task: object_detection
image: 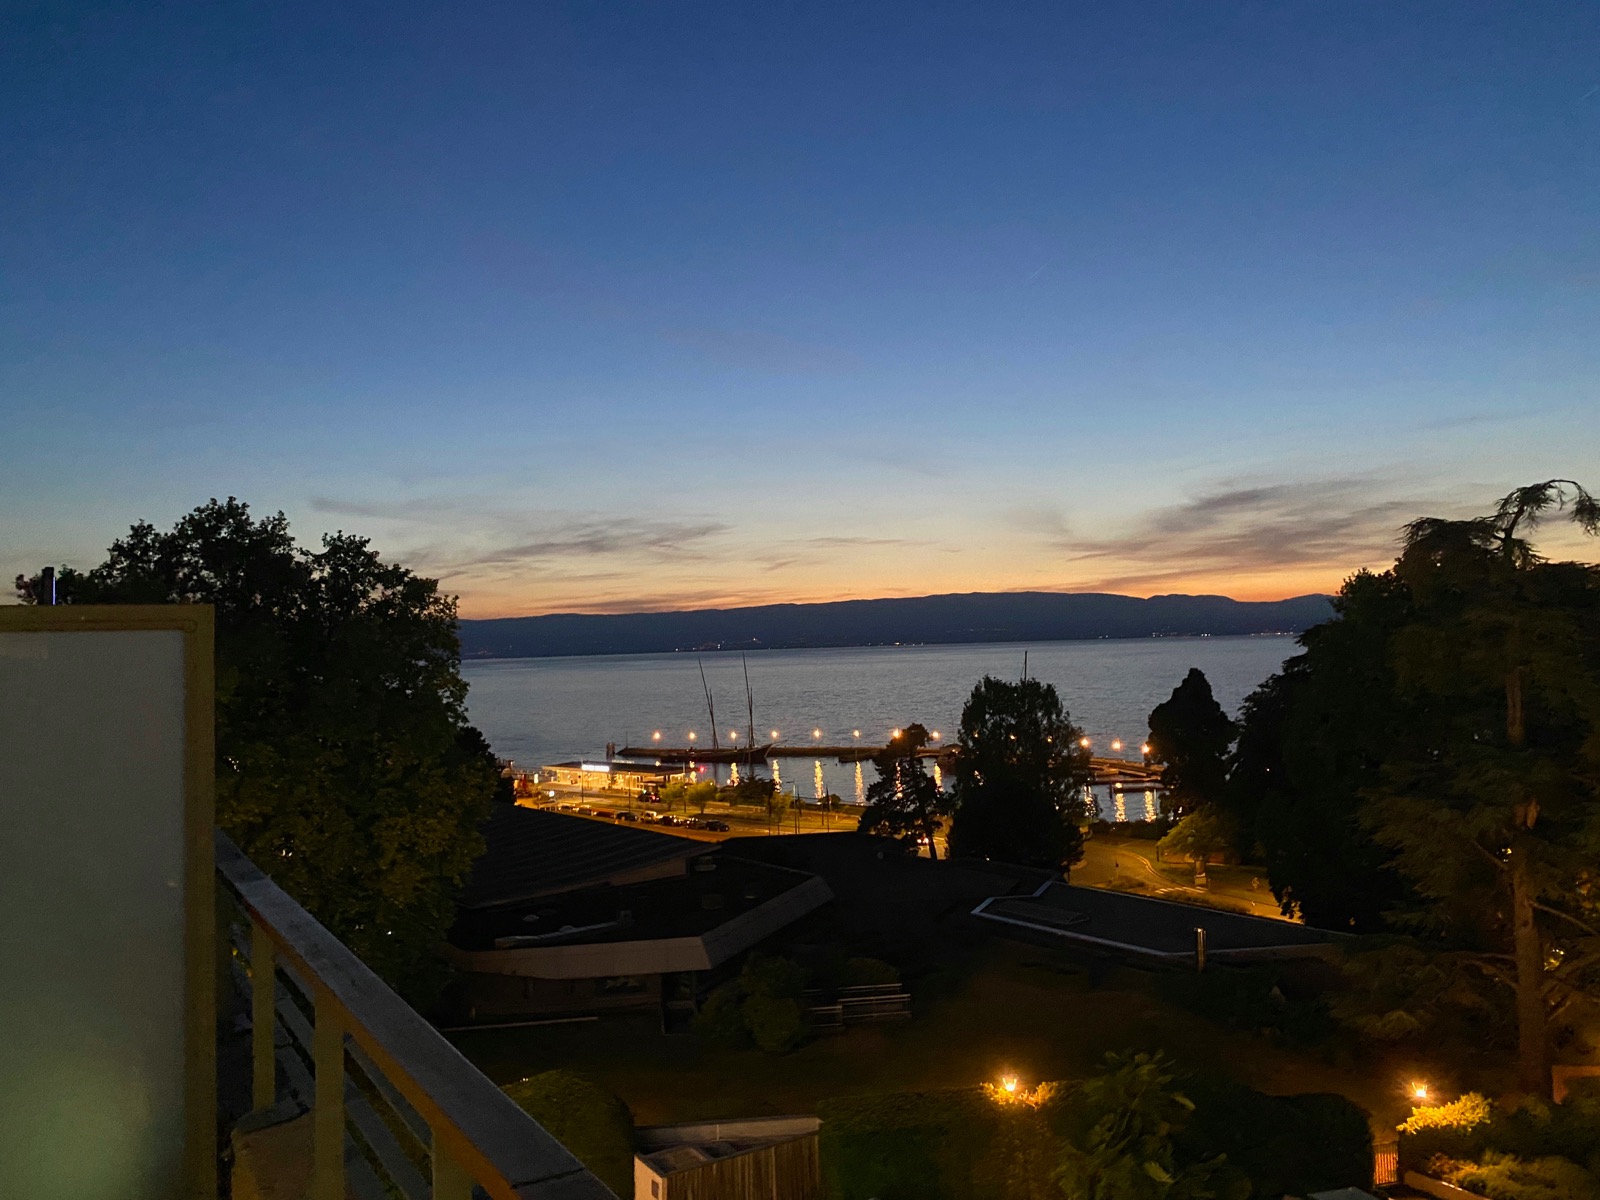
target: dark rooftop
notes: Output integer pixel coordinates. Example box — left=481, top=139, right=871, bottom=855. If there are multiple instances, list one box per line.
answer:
left=450, top=854, right=824, bottom=951
left=460, top=805, right=704, bottom=910
left=976, top=882, right=1333, bottom=958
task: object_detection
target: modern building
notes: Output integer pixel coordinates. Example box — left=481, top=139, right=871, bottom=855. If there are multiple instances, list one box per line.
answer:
left=443, top=806, right=833, bottom=1021
left=536, top=760, right=688, bottom=795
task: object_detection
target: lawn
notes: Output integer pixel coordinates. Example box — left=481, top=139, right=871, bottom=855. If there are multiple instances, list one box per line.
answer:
left=450, top=938, right=1398, bottom=1127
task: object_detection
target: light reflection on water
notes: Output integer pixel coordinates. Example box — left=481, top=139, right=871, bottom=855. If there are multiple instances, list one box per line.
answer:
left=464, top=636, right=1291, bottom=819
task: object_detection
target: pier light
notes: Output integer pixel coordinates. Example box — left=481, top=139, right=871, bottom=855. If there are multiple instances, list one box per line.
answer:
left=688, top=731, right=697, bottom=742
left=652, top=731, right=662, bottom=741
left=813, top=728, right=822, bottom=739
left=931, top=731, right=941, bottom=740
left=852, top=730, right=860, bottom=739
left=1111, top=739, right=1122, bottom=752
left=770, top=730, right=780, bottom=740
left=729, top=730, right=739, bottom=741
left=1079, top=737, right=1091, bottom=748
left=891, top=728, right=902, bottom=739
left=1140, top=742, right=1151, bottom=755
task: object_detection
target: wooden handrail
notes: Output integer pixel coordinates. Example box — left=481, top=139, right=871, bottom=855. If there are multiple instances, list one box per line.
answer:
left=215, top=831, right=617, bottom=1200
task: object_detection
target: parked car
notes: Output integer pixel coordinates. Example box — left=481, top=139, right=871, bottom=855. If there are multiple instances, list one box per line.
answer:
left=614, top=811, right=639, bottom=822
left=656, top=814, right=680, bottom=826
left=555, top=803, right=577, bottom=812
left=702, top=819, right=730, bottom=832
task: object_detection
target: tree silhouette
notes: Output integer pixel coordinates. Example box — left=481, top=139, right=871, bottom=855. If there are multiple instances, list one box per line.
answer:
left=947, top=676, right=1093, bottom=869
left=1146, top=668, right=1235, bottom=820
left=1366, top=479, right=1599, bottom=1094
left=17, top=498, right=499, bottom=1000
left=857, top=722, right=948, bottom=858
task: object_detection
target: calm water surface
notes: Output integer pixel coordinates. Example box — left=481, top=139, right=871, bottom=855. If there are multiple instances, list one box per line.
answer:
left=463, top=637, right=1299, bottom=819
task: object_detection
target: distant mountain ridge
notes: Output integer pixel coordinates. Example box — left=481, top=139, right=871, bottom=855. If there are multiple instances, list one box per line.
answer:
left=457, top=590, right=1334, bottom=660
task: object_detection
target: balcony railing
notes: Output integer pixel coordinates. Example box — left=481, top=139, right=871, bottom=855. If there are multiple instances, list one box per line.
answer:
left=216, top=830, right=617, bottom=1200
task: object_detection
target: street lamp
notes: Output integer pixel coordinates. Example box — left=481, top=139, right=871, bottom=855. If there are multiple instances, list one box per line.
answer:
left=1079, top=737, right=1091, bottom=748
left=931, top=731, right=941, bottom=740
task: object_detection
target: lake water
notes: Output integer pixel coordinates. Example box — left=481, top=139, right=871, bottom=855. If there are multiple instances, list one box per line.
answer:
left=462, top=636, right=1300, bottom=821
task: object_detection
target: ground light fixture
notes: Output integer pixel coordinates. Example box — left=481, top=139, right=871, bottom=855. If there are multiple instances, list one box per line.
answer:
left=1410, top=1081, right=1430, bottom=1102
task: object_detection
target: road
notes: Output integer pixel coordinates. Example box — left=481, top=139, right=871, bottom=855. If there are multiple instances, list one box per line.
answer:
left=529, top=786, right=1289, bottom=921
left=1074, top=835, right=1288, bottom=920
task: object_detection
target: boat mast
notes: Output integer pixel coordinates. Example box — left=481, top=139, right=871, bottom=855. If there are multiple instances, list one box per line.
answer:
left=742, top=653, right=756, bottom=769
left=698, top=659, right=720, bottom=752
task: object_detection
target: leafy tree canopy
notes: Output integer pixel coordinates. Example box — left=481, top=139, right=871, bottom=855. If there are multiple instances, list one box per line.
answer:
left=947, top=676, right=1093, bottom=869
left=1055, top=1052, right=1247, bottom=1200
left=17, top=498, right=500, bottom=1000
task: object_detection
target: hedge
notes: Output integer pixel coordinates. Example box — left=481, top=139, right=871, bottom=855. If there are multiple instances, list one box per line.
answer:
left=502, top=1070, right=634, bottom=1197
left=817, top=1087, right=1057, bottom=1200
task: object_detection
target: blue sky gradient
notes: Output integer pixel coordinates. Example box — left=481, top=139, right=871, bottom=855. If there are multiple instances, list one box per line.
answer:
left=4, top=2, right=1597, bottom=613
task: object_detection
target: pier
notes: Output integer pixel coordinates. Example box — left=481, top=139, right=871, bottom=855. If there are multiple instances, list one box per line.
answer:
left=613, top=746, right=1164, bottom=788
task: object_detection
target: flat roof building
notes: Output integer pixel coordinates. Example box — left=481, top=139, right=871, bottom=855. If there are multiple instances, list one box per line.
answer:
left=443, top=807, right=831, bottom=1022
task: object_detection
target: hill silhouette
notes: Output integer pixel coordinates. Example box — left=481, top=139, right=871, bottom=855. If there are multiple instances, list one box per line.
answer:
left=458, top=591, right=1333, bottom=659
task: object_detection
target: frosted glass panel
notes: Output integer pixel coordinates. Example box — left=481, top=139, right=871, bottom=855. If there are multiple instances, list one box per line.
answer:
left=0, top=629, right=189, bottom=1200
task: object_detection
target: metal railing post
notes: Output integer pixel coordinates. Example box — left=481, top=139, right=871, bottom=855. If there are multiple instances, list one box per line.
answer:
left=250, top=923, right=277, bottom=1111
left=312, top=982, right=346, bottom=1200
left=432, top=1130, right=473, bottom=1200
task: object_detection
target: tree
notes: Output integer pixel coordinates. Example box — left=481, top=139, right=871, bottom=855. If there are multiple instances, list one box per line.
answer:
left=1146, top=668, right=1235, bottom=819
left=16, top=498, right=498, bottom=1000
left=1362, top=480, right=1600, bottom=1096
left=1224, top=570, right=1416, bottom=930
left=857, top=722, right=949, bottom=859
left=1055, top=1052, right=1246, bottom=1200
left=502, top=1071, right=635, bottom=1197
left=947, top=676, right=1093, bottom=869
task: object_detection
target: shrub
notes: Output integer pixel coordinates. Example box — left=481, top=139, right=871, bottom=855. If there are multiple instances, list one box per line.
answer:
left=693, top=979, right=752, bottom=1046
left=1180, top=1075, right=1372, bottom=1199
left=693, top=954, right=813, bottom=1054
left=819, top=1086, right=1056, bottom=1200
left=502, top=1070, right=634, bottom=1197
left=1434, top=1152, right=1600, bottom=1200
left=1398, top=1093, right=1494, bottom=1167
left=744, top=993, right=808, bottom=1053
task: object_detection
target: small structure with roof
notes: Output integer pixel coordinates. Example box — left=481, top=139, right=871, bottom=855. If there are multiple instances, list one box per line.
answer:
left=633, top=1116, right=821, bottom=1200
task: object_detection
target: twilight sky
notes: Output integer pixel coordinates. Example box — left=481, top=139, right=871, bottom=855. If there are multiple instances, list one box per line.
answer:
left=4, top=2, right=1597, bottom=617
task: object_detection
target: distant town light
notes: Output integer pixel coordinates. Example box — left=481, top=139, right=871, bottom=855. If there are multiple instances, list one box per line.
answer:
left=852, top=729, right=861, bottom=738
left=891, top=728, right=902, bottom=739
left=729, top=730, right=739, bottom=740
left=931, top=731, right=941, bottom=739
left=1140, top=742, right=1151, bottom=755
left=688, top=731, right=697, bottom=741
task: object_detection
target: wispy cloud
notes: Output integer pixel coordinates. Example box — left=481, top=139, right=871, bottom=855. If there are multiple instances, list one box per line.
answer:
left=1027, top=474, right=1446, bottom=593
